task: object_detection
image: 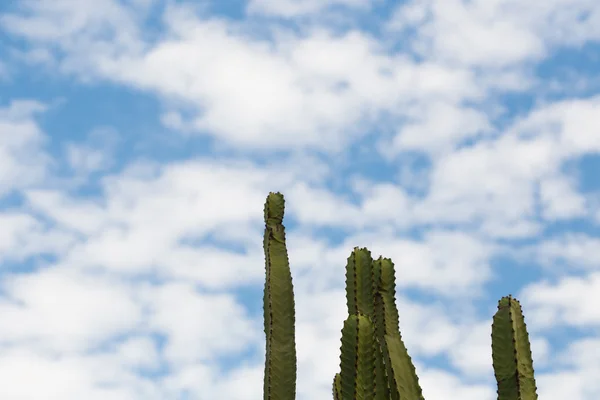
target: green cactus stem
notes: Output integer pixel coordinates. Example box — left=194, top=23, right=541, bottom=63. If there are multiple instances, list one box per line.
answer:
left=333, top=372, right=342, bottom=399
left=491, top=295, right=538, bottom=400
left=339, top=313, right=382, bottom=400
left=340, top=248, right=424, bottom=400
left=374, top=257, right=423, bottom=400
left=263, top=192, right=296, bottom=400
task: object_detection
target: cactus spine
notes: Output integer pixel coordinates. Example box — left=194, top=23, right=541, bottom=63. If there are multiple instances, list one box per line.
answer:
left=491, top=295, right=538, bottom=400
left=263, top=192, right=296, bottom=400
left=260, top=193, right=538, bottom=400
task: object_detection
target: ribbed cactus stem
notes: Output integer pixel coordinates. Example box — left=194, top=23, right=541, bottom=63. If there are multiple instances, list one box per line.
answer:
left=491, top=295, right=538, bottom=400
left=339, top=313, right=382, bottom=400
left=338, top=248, right=424, bottom=400
left=372, top=258, right=397, bottom=400
left=345, top=247, right=376, bottom=318
left=263, top=192, right=296, bottom=400
left=375, top=257, right=423, bottom=400
left=333, top=372, right=342, bottom=399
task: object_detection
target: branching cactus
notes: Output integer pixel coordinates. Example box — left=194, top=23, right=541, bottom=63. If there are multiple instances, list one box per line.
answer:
left=261, top=192, right=538, bottom=400
left=333, top=247, right=424, bottom=400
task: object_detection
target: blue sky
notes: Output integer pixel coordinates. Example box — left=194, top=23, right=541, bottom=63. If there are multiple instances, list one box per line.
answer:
left=1, top=0, right=600, bottom=399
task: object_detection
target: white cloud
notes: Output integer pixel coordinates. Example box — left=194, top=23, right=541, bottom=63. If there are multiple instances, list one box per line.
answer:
left=385, top=0, right=600, bottom=67
left=113, top=335, right=161, bottom=370
left=556, top=337, right=600, bottom=369
left=0, top=213, right=40, bottom=259
left=0, top=266, right=142, bottom=353
left=389, top=99, right=494, bottom=154
left=344, top=230, right=497, bottom=295
left=447, top=321, right=495, bottom=377
left=536, top=336, right=600, bottom=400
left=0, top=100, right=52, bottom=197
left=20, top=159, right=327, bottom=289
left=539, top=173, right=588, bottom=219
left=140, top=281, right=261, bottom=365
left=402, top=96, right=600, bottom=237
left=385, top=0, right=545, bottom=67
left=418, top=368, right=495, bottom=400
left=94, top=23, right=424, bottom=151
left=411, top=134, right=552, bottom=236
left=2, top=2, right=489, bottom=152
left=0, top=210, right=74, bottom=262
left=28, top=166, right=277, bottom=275
left=24, top=189, right=108, bottom=235
left=521, top=272, right=600, bottom=329
left=0, top=0, right=147, bottom=50
left=246, top=0, right=373, bottom=17
left=531, top=234, right=600, bottom=270
left=510, top=95, right=600, bottom=154
left=280, top=223, right=498, bottom=297
left=0, top=347, right=164, bottom=399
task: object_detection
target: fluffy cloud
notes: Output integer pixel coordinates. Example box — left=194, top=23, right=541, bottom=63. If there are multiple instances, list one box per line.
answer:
left=1, top=0, right=599, bottom=399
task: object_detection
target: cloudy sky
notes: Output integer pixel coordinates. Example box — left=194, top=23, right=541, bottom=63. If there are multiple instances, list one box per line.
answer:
left=1, top=0, right=599, bottom=399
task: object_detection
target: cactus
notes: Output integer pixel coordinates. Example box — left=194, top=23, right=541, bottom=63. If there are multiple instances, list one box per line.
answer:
left=261, top=192, right=538, bottom=400
left=334, top=247, right=424, bottom=400
left=491, top=295, right=538, bottom=400
left=263, top=192, right=296, bottom=400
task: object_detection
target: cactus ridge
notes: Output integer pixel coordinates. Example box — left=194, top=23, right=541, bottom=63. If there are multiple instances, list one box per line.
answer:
left=260, top=192, right=539, bottom=400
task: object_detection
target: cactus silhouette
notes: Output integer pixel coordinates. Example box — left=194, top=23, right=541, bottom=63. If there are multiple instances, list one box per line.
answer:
left=261, top=192, right=538, bottom=400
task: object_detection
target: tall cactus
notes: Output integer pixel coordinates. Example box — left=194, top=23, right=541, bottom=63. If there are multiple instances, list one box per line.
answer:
left=263, top=192, right=296, bottom=400
left=260, top=193, right=538, bottom=400
left=491, top=295, right=538, bottom=400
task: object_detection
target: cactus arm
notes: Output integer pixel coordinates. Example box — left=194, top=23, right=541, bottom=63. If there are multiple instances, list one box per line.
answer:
left=373, top=336, right=391, bottom=400
left=372, top=260, right=396, bottom=400
left=384, top=333, right=425, bottom=400
left=333, top=372, right=342, bottom=399
left=377, top=258, right=400, bottom=334
left=375, top=258, right=424, bottom=400
left=491, top=295, right=538, bottom=400
left=344, top=249, right=389, bottom=399
left=346, top=247, right=376, bottom=318
left=339, top=314, right=381, bottom=400
left=263, top=192, right=296, bottom=400
left=339, top=251, right=424, bottom=400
